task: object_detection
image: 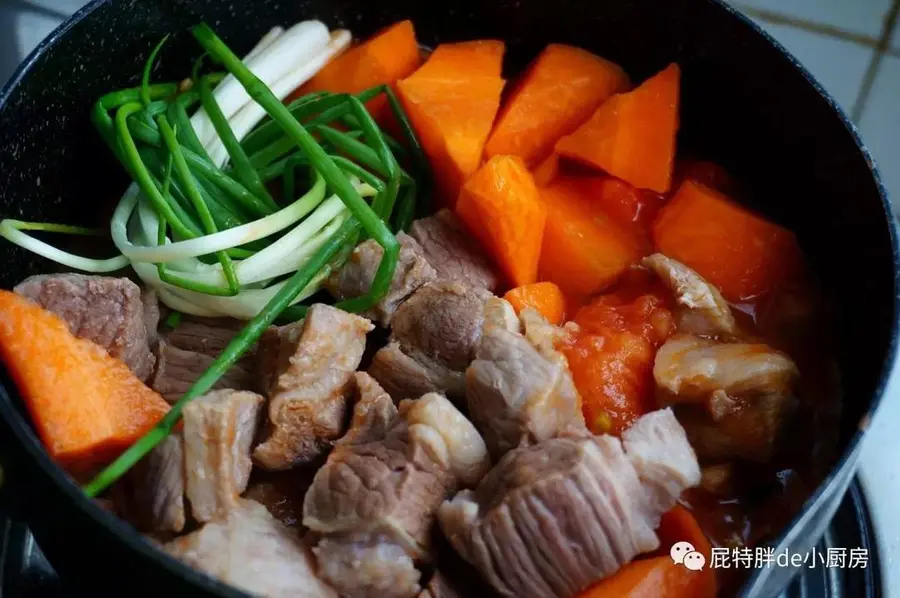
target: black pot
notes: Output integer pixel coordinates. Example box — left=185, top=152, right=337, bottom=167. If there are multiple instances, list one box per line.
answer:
left=0, top=0, right=896, bottom=596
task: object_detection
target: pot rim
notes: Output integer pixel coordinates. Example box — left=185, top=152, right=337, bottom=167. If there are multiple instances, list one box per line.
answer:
left=0, top=0, right=897, bottom=596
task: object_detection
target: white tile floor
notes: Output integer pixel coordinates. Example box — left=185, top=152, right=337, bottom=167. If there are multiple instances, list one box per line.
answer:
left=737, top=0, right=893, bottom=37
left=859, top=56, right=900, bottom=208
left=746, top=19, right=876, bottom=112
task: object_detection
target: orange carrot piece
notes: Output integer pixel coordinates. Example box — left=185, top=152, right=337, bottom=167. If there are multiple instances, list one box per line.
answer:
left=0, top=291, right=170, bottom=472
left=657, top=506, right=718, bottom=597
left=504, top=282, right=566, bottom=325
left=290, top=20, right=422, bottom=121
left=538, top=178, right=646, bottom=300
left=576, top=556, right=715, bottom=598
left=653, top=179, right=802, bottom=301
left=658, top=506, right=713, bottom=558
left=456, top=155, right=545, bottom=287
left=485, top=44, right=629, bottom=166
left=397, top=40, right=506, bottom=205
left=556, top=63, right=680, bottom=193
left=532, top=153, right=560, bottom=187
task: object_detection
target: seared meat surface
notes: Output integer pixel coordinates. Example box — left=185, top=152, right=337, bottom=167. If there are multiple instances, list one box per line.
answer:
left=14, top=274, right=156, bottom=380
left=164, top=499, right=337, bottom=598
left=183, top=389, right=264, bottom=522
left=314, top=533, right=421, bottom=598
left=326, top=233, right=437, bottom=326
left=254, top=304, right=373, bottom=470
left=392, top=282, right=492, bottom=373
left=409, top=209, right=500, bottom=292
left=369, top=282, right=491, bottom=402
left=150, top=340, right=255, bottom=404
left=438, top=409, right=700, bottom=598
left=164, top=315, right=248, bottom=357
left=304, top=393, right=489, bottom=598
left=642, top=254, right=737, bottom=337
left=340, top=372, right=398, bottom=446
left=369, top=341, right=465, bottom=403
left=127, top=434, right=186, bottom=534
left=654, top=333, right=799, bottom=461
left=466, top=300, right=586, bottom=458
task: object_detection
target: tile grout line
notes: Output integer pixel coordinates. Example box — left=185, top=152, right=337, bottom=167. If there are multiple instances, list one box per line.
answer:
left=851, top=0, right=900, bottom=122
left=0, top=0, right=71, bottom=21
left=735, top=3, right=900, bottom=57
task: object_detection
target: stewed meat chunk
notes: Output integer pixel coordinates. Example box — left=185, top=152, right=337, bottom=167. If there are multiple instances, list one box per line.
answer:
left=654, top=333, right=799, bottom=461
left=182, top=389, right=264, bottom=522
left=438, top=409, right=700, bottom=598
left=642, top=253, right=737, bottom=338
left=253, top=304, right=373, bottom=470
left=15, top=274, right=156, bottom=379
left=466, top=300, right=586, bottom=458
left=303, top=394, right=489, bottom=598
left=164, top=499, right=337, bottom=598
left=369, top=282, right=491, bottom=403
left=409, top=209, right=500, bottom=292
left=326, top=233, right=437, bottom=326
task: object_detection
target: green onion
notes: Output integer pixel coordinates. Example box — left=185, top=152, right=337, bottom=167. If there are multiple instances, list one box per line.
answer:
left=157, top=115, right=240, bottom=295
left=193, top=23, right=400, bottom=312
left=197, top=74, right=278, bottom=213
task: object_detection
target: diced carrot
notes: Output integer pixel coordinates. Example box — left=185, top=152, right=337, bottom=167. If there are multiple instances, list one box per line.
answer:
left=532, top=153, right=560, bottom=187
left=290, top=20, right=422, bottom=123
left=556, top=63, right=680, bottom=194
left=485, top=44, right=629, bottom=166
left=561, top=286, right=673, bottom=435
left=658, top=506, right=714, bottom=558
left=397, top=40, right=506, bottom=206
left=504, top=282, right=566, bottom=325
left=653, top=179, right=802, bottom=301
left=456, top=155, right=545, bottom=287
left=657, top=506, right=718, bottom=597
left=538, top=178, right=646, bottom=300
left=575, top=556, right=715, bottom=598
left=0, top=291, right=170, bottom=472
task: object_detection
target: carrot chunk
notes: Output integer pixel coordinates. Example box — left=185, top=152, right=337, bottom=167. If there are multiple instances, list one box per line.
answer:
left=397, top=40, right=506, bottom=205
left=0, top=291, right=170, bottom=472
left=557, top=63, right=680, bottom=193
left=576, top=556, right=715, bottom=598
left=456, top=155, right=545, bottom=287
left=538, top=178, right=646, bottom=300
left=504, top=282, right=566, bottom=325
left=531, top=153, right=560, bottom=187
left=653, top=179, right=802, bottom=301
left=485, top=44, right=629, bottom=166
left=291, top=20, right=422, bottom=121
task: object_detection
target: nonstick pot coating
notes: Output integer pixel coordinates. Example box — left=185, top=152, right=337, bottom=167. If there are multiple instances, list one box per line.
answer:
left=0, top=1, right=896, bottom=596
